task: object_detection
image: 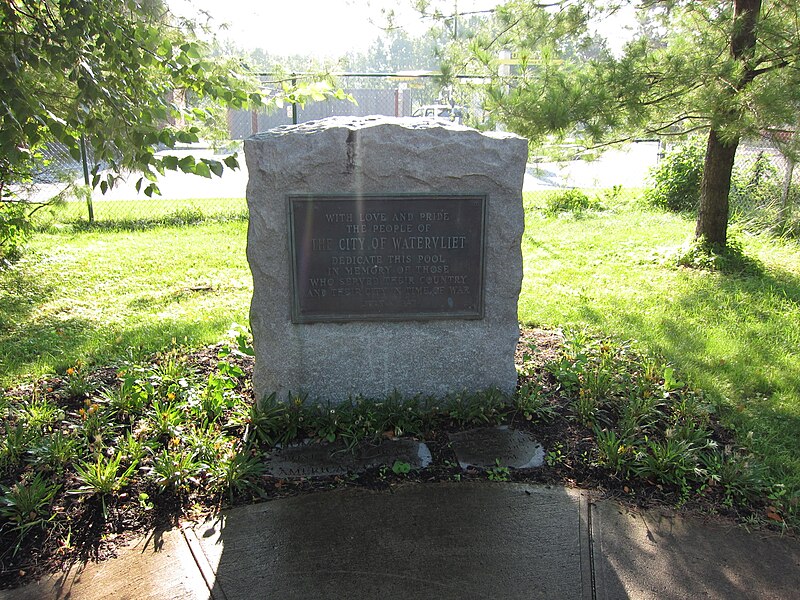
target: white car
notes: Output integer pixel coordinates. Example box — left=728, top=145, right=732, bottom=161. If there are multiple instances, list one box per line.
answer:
left=412, top=104, right=465, bottom=124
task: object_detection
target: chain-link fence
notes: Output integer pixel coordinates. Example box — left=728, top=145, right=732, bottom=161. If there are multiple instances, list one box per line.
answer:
left=14, top=73, right=799, bottom=236
left=730, top=136, right=799, bottom=235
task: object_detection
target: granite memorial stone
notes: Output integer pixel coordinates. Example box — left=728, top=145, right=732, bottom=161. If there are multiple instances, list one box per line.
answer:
left=245, top=116, right=527, bottom=402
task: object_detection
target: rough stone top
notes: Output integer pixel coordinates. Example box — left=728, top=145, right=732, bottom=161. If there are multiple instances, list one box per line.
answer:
left=249, top=115, right=524, bottom=142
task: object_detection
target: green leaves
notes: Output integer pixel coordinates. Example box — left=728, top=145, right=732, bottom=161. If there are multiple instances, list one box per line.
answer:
left=194, top=161, right=211, bottom=178
left=177, top=156, right=196, bottom=174
left=205, top=159, right=224, bottom=178
left=1, top=0, right=351, bottom=219
left=0, top=0, right=265, bottom=203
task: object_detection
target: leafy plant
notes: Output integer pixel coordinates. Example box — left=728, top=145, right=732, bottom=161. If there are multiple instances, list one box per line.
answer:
left=1, top=423, right=38, bottom=472
left=196, top=374, right=234, bottom=425
left=71, top=452, right=138, bottom=517
left=631, top=438, right=701, bottom=491
left=137, top=492, right=154, bottom=511
left=150, top=449, right=201, bottom=492
left=617, top=396, right=665, bottom=439
left=486, top=459, right=511, bottom=482
left=0, top=202, right=32, bottom=262
left=674, top=236, right=763, bottom=275
left=63, top=363, right=95, bottom=397
left=594, top=427, right=632, bottom=475
left=446, top=390, right=508, bottom=428
left=148, top=398, right=185, bottom=439
left=0, top=473, right=60, bottom=553
left=545, top=443, right=566, bottom=467
left=185, top=426, right=230, bottom=464
left=151, top=349, right=194, bottom=389
left=513, top=382, right=556, bottom=422
left=15, top=396, right=62, bottom=432
left=310, top=403, right=339, bottom=443
left=543, top=189, right=601, bottom=216
left=75, top=398, right=115, bottom=445
left=662, top=366, right=685, bottom=393
left=574, top=388, right=600, bottom=427
left=391, top=460, right=412, bottom=475
left=645, top=141, right=705, bottom=213
left=211, top=447, right=265, bottom=501
left=98, top=374, right=153, bottom=421
left=380, top=392, right=428, bottom=437
left=116, top=431, right=151, bottom=464
left=247, top=393, right=303, bottom=446
left=703, top=448, right=767, bottom=505
left=26, top=430, right=80, bottom=472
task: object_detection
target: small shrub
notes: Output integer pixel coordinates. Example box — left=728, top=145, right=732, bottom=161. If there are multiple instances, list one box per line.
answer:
left=645, top=141, right=705, bottom=213
left=543, top=189, right=600, bottom=216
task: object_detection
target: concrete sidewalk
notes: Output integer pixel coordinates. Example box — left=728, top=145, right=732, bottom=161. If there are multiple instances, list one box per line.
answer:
left=3, top=483, right=799, bottom=599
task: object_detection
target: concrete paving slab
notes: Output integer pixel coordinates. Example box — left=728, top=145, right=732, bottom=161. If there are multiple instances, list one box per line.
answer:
left=592, top=499, right=800, bottom=600
left=185, top=482, right=592, bottom=600
left=0, top=527, right=206, bottom=600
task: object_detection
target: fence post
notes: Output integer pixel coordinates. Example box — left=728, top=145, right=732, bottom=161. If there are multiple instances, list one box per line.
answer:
left=80, top=134, right=94, bottom=223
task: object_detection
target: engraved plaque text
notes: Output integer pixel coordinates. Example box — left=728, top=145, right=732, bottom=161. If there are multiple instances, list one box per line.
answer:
left=289, top=195, right=485, bottom=322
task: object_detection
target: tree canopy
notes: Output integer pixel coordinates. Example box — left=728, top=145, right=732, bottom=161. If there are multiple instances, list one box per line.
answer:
left=0, top=0, right=344, bottom=202
left=446, top=0, right=800, bottom=247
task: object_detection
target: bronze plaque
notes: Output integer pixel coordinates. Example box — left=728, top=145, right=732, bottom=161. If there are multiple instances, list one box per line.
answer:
left=289, top=195, right=486, bottom=323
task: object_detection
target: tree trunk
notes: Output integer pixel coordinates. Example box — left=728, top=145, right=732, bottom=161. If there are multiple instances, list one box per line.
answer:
left=695, top=129, right=739, bottom=247
left=694, top=0, right=761, bottom=248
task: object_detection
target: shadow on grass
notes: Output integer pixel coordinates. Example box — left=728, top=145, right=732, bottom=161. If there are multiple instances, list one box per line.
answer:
left=566, top=264, right=800, bottom=483
left=0, top=260, right=58, bottom=332
left=0, top=309, right=239, bottom=381
left=45, top=211, right=248, bottom=233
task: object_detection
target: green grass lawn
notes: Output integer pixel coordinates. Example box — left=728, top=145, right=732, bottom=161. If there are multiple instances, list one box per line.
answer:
left=519, top=191, right=800, bottom=494
left=2, top=191, right=799, bottom=495
left=0, top=220, right=251, bottom=381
